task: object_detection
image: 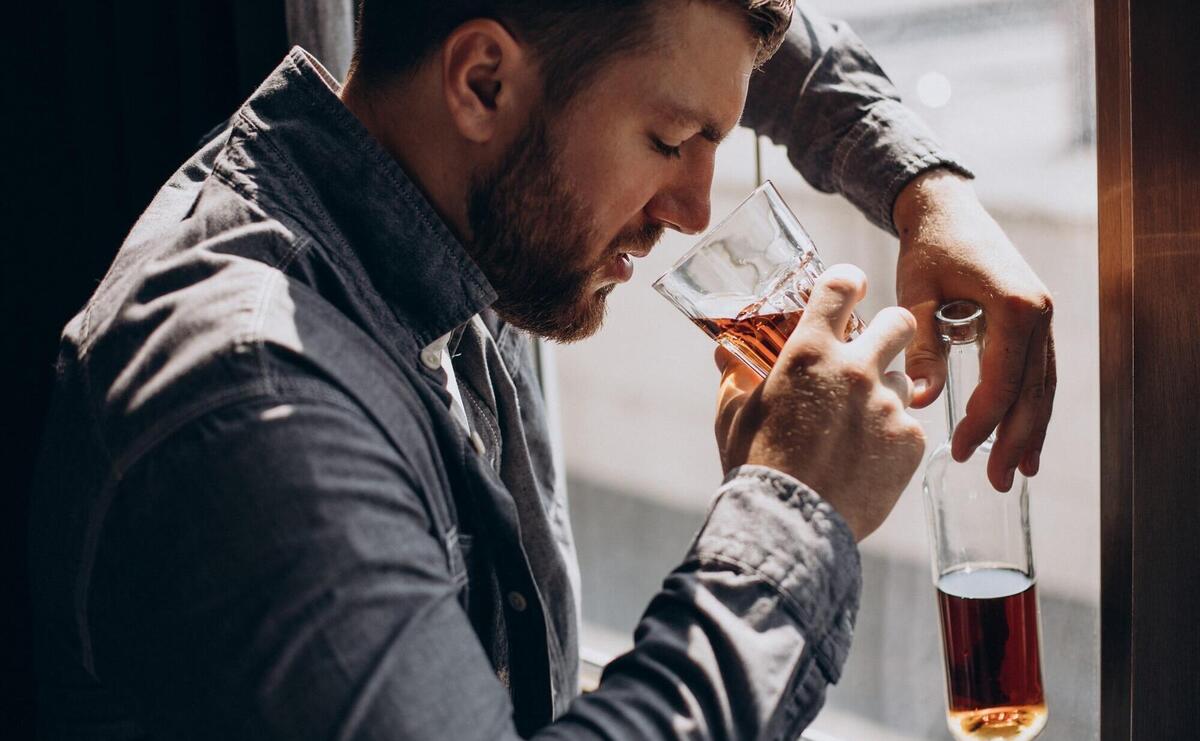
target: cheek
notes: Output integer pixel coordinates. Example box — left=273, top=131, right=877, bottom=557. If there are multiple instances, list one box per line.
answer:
left=581, top=161, right=661, bottom=240
left=594, top=177, right=652, bottom=234
left=556, top=126, right=662, bottom=243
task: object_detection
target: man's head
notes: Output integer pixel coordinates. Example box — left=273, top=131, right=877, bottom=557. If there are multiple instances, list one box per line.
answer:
left=344, top=0, right=793, bottom=341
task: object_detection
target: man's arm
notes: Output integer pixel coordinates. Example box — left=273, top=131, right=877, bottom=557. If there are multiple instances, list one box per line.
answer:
left=743, top=4, right=1055, bottom=489
left=741, top=2, right=971, bottom=234
left=88, top=392, right=860, bottom=739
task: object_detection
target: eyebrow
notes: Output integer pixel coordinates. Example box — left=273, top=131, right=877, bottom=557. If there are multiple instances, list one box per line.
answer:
left=660, top=102, right=734, bottom=145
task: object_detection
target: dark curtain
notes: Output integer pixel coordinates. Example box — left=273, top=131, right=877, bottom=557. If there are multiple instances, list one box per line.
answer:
left=3, top=1, right=289, bottom=734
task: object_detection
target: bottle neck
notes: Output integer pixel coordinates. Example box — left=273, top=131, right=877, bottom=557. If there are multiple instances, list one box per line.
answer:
left=944, top=336, right=983, bottom=438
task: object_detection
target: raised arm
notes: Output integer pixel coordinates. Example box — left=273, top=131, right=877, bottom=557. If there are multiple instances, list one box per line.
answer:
left=743, top=5, right=1055, bottom=490
left=741, top=2, right=970, bottom=233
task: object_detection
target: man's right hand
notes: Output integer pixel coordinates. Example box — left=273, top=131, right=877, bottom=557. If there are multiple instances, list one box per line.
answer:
left=713, top=265, right=926, bottom=542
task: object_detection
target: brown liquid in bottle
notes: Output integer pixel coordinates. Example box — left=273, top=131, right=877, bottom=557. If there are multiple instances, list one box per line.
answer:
left=937, top=569, right=1047, bottom=739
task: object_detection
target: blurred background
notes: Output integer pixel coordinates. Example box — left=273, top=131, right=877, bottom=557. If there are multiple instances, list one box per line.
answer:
left=556, top=1, right=1099, bottom=739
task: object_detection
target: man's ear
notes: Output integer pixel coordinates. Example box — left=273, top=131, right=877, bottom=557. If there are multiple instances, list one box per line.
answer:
left=441, top=19, right=535, bottom=145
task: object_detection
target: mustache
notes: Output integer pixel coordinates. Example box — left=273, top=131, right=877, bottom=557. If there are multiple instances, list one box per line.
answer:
left=610, top=222, right=665, bottom=254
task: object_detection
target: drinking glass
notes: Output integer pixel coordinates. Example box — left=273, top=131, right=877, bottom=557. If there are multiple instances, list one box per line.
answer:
left=652, top=181, right=863, bottom=378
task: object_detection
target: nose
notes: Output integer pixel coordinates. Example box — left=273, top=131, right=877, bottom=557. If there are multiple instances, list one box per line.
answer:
left=644, top=153, right=714, bottom=235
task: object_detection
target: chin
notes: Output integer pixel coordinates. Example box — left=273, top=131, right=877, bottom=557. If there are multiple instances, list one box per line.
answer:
left=547, top=292, right=612, bottom=344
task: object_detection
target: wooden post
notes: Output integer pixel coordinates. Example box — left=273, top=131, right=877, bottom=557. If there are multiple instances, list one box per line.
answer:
left=1096, top=0, right=1200, bottom=738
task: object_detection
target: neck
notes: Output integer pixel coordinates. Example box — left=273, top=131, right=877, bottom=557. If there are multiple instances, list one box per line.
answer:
left=944, top=337, right=982, bottom=438
left=338, top=71, right=473, bottom=242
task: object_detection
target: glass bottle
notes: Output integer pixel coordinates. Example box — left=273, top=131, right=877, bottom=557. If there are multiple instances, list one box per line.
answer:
left=923, top=301, right=1048, bottom=741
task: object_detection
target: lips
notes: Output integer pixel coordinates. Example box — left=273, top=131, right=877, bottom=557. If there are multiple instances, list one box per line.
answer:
left=609, top=252, right=634, bottom=283
left=600, top=226, right=659, bottom=285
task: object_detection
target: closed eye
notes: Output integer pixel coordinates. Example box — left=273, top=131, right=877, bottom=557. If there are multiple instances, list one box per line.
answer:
left=650, top=136, right=682, bottom=159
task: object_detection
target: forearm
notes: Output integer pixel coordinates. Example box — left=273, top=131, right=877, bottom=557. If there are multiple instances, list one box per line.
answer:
left=743, top=2, right=972, bottom=234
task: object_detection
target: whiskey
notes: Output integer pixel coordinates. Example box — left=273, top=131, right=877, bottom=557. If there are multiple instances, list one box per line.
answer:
left=694, top=310, right=801, bottom=378
left=937, top=568, right=1047, bottom=740
left=693, top=303, right=863, bottom=379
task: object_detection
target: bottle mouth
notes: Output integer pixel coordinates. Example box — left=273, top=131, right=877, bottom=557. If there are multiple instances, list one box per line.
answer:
left=936, top=300, right=985, bottom=344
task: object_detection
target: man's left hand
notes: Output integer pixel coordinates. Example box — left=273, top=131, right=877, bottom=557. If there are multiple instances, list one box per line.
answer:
left=892, top=169, right=1055, bottom=492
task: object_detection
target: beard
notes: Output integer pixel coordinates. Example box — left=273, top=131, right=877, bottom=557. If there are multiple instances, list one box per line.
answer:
left=466, top=112, right=662, bottom=343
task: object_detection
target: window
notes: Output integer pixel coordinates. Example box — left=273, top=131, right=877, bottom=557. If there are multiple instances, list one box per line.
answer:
left=556, top=1, right=1099, bottom=737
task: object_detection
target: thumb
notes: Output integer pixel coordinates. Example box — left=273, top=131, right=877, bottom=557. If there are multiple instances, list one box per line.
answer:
left=904, top=300, right=946, bottom=408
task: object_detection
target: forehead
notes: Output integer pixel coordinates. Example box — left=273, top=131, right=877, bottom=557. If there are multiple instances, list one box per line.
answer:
left=569, top=2, right=757, bottom=134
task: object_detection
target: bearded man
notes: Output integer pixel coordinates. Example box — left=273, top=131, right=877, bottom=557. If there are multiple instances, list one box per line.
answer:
left=30, top=1, right=1054, bottom=738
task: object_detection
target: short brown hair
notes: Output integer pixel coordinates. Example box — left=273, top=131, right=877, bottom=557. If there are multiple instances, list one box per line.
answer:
left=350, top=0, right=794, bottom=108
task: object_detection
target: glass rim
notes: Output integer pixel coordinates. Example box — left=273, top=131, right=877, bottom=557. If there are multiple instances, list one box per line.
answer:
left=936, top=300, right=984, bottom=325
left=936, top=300, right=985, bottom=345
left=651, top=179, right=783, bottom=291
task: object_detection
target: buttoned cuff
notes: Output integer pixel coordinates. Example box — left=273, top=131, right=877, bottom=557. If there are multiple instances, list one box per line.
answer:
left=690, top=465, right=862, bottom=683
left=832, top=99, right=974, bottom=236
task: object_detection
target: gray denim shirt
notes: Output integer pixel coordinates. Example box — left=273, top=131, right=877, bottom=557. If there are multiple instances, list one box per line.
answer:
left=31, top=9, right=968, bottom=739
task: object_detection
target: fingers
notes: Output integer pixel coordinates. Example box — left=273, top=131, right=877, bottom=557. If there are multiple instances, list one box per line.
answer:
left=980, top=318, right=1050, bottom=490
left=799, top=264, right=867, bottom=338
left=903, top=299, right=948, bottom=409
left=715, top=345, right=762, bottom=397
left=854, top=306, right=918, bottom=374
left=714, top=345, right=738, bottom=375
left=715, top=344, right=762, bottom=433
left=950, top=308, right=1037, bottom=464
left=713, top=345, right=764, bottom=473
left=1018, top=333, right=1056, bottom=476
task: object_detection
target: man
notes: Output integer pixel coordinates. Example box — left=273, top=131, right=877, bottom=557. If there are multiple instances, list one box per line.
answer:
left=30, top=0, right=1054, bottom=738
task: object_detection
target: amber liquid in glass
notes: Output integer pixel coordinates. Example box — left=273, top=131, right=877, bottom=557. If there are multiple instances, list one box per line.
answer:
left=937, top=568, right=1047, bottom=740
left=694, top=310, right=801, bottom=378
left=693, top=297, right=862, bottom=378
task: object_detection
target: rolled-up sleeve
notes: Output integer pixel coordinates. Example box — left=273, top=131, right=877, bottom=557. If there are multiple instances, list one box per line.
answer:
left=743, top=2, right=973, bottom=234
left=90, top=386, right=860, bottom=740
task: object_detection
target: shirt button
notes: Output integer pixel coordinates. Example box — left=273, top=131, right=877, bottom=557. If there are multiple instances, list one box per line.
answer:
left=420, top=348, right=441, bottom=370
left=507, top=591, right=528, bottom=612
left=470, top=430, right=487, bottom=456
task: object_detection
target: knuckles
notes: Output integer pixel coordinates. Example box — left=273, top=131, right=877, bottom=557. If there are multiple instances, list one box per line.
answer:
left=819, top=275, right=862, bottom=300
left=777, top=335, right=826, bottom=372
left=874, top=393, right=903, bottom=419
left=1000, top=291, right=1055, bottom=324
left=838, top=361, right=876, bottom=395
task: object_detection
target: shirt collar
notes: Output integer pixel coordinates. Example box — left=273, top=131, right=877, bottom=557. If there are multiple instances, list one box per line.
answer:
left=233, top=47, right=497, bottom=349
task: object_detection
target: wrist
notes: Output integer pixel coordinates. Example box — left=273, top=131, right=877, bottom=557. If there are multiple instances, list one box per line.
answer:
left=892, top=168, right=977, bottom=238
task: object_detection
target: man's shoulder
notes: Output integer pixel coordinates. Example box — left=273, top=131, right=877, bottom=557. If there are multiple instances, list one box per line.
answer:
left=59, top=193, right=411, bottom=473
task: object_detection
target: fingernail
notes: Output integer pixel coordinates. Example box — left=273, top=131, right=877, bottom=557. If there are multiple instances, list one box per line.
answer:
left=913, top=378, right=929, bottom=397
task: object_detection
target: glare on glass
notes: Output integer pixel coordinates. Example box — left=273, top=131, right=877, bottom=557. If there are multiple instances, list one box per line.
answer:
left=652, top=180, right=863, bottom=378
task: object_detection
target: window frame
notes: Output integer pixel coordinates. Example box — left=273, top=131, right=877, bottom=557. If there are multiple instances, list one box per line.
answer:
left=1096, top=0, right=1200, bottom=738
